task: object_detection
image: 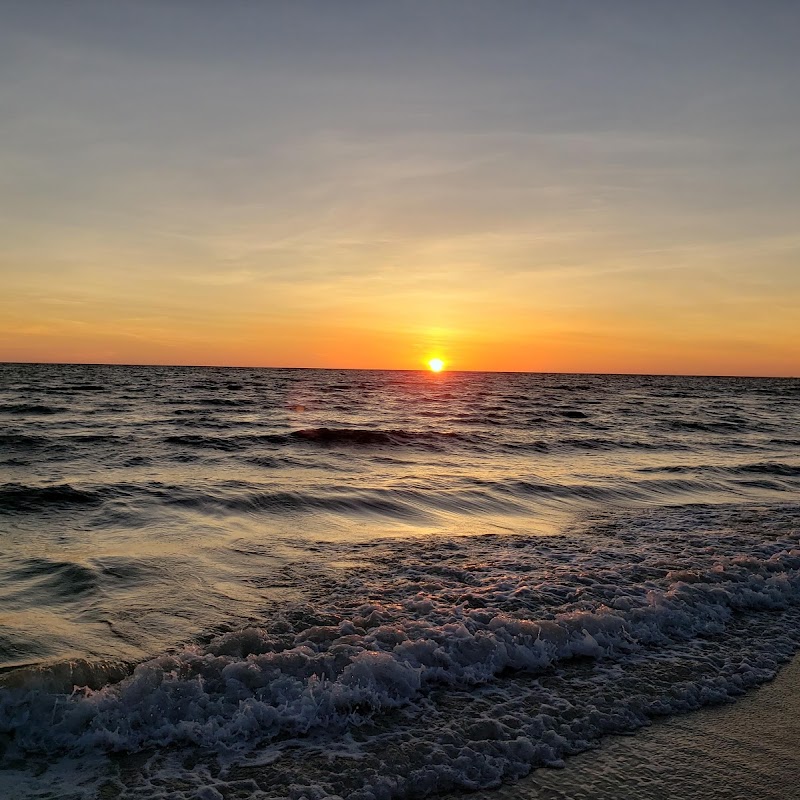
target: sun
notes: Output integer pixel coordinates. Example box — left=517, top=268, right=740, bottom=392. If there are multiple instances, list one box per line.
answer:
left=428, top=358, right=444, bottom=373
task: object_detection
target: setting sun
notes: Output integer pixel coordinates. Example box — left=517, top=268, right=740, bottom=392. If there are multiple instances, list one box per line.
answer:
left=428, top=358, right=444, bottom=372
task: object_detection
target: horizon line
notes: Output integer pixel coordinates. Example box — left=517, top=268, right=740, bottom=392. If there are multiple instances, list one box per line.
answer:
left=1, top=360, right=797, bottom=380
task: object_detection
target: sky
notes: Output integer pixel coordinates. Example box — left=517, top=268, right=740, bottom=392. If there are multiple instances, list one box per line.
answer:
left=1, top=0, right=798, bottom=375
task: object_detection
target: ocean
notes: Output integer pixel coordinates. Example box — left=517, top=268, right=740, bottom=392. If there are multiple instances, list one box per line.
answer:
left=1, top=363, right=799, bottom=799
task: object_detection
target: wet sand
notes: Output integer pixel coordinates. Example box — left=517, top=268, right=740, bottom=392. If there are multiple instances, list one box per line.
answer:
left=456, top=655, right=800, bottom=800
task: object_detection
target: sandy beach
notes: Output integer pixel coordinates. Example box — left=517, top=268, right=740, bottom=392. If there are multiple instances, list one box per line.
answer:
left=454, top=655, right=800, bottom=800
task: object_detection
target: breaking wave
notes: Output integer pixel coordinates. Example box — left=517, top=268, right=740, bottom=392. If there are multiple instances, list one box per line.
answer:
left=1, top=505, right=799, bottom=798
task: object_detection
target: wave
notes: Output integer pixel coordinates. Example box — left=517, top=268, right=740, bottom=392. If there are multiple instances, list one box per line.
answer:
left=0, top=433, right=52, bottom=449
left=65, top=383, right=106, bottom=391
left=3, top=558, right=100, bottom=602
left=164, top=428, right=466, bottom=451
left=197, top=397, right=254, bottom=408
left=2, top=469, right=773, bottom=523
left=0, top=658, right=131, bottom=694
left=0, top=403, right=65, bottom=415
left=737, top=462, right=800, bottom=477
left=164, top=434, right=250, bottom=451
left=0, top=457, right=30, bottom=467
left=4, top=464, right=796, bottom=525
left=557, top=409, right=589, bottom=419
left=637, top=462, right=800, bottom=478
left=66, top=434, right=125, bottom=444
left=288, top=427, right=462, bottom=446
left=228, top=490, right=425, bottom=518
left=1, top=505, right=798, bottom=799
left=503, top=437, right=691, bottom=454
left=39, top=383, right=107, bottom=393
left=735, top=478, right=786, bottom=490
left=554, top=436, right=688, bottom=451
left=127, top=483, right=429, bottom=519
left=479, top=476, right=717, bottom=504
left=0, top=483, right=103, bottom=513
left=666, top=418, right=753, bottom=433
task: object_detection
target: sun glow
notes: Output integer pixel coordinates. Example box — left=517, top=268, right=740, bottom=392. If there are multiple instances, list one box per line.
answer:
left=428, top=358, right=444, bottom=373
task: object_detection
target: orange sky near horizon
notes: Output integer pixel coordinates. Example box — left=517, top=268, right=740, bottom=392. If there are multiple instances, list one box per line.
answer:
left=1, top=3, right=799, bottom=378
left=2, top=290, right=797, bottom=376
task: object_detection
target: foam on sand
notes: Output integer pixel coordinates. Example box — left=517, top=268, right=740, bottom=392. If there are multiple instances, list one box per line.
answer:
left=451, top=653, right=800, bottom=800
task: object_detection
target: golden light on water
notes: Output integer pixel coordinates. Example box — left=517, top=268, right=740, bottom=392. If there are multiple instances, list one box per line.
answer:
left=428, top=358, right=444, bottom=373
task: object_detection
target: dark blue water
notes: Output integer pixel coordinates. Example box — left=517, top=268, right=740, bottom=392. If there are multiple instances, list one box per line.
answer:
left=1, top=364, right=799, bottom=799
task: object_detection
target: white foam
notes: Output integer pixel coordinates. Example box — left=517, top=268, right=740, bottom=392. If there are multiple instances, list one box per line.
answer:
left=2, top=504, right=800, bottom=798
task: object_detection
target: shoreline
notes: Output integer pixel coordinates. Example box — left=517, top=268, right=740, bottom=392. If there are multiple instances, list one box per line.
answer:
left=452, top=654, right=800, bottom=800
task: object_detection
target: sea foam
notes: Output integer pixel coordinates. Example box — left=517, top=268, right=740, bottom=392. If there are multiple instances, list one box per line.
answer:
left=2, top=504, right=799, bottom=799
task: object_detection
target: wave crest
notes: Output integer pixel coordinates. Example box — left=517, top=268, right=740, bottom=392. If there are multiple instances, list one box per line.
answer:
left=0, top=483, right=102, bottom=513
left=2, top=507, right=799, bottom=776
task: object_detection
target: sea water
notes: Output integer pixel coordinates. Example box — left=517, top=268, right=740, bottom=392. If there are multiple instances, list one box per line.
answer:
left=1, top=364, right=799, bottom=798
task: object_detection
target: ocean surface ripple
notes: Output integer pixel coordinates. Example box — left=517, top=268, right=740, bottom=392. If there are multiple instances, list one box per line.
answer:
left=0, top=364, right=799, bottom=799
